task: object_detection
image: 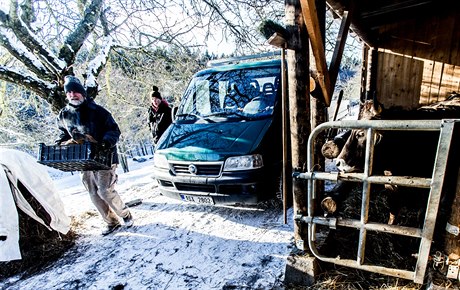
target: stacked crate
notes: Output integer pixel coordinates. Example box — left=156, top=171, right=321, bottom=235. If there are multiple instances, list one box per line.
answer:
left=37, top=143, right=112, bottom=171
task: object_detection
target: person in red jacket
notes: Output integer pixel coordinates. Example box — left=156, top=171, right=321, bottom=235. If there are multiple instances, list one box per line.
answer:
left=148, top=86, right=172, bottom=144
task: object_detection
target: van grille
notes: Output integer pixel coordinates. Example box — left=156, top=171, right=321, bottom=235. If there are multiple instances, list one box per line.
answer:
left=170, top=162, right=223, bottom=176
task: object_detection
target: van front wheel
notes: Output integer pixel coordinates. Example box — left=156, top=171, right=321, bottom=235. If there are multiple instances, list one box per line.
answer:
left=260, top=170, right=284, bottom=209
left=275, top=169, right=293, bottom=209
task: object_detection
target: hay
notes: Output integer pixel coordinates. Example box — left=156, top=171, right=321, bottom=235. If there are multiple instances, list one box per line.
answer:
left=310, top=180, right=460, bottom=289
left=0, top=208, right=77, bottom=280
left=286, top=266, right=424, bottom=289
left=286, top=265, right=459, bottom=289
left=318, top=183, right=426, bottom=273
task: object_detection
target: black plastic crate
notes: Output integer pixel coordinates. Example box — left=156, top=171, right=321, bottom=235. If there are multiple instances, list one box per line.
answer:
left=37, top=143, right=112, bottom=172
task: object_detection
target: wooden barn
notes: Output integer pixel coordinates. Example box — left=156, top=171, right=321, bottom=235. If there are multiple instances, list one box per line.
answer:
left=328, top=0, right=460, bottom=109
left=278, top=0, right=460, bottom=287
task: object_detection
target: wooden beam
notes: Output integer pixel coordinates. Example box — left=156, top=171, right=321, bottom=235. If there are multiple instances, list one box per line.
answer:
left=326, top=1, right=376, bottom=49
left=329, top=10, right=352, bottom=91
left=268, top=32, right=287, bottom=48
left=299, top=0, right=332, bottom=106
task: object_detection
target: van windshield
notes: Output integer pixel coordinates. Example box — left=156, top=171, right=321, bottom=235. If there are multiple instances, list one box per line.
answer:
left=176, top=65, right=281, bottom=123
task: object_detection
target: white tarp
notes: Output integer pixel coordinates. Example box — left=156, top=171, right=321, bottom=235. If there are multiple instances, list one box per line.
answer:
left=0, top=166, right=20, bottom=261
left=0, top=149, right=70, bottom=262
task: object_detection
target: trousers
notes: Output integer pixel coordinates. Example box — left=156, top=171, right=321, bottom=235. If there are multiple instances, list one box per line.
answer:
left=81, top=164, right=129, bottom=225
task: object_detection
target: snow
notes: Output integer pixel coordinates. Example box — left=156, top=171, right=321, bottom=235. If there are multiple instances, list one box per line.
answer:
left=0, top=27, right=46, bottom=73
left=1, top=157, right=295, bottom=289
left=86, top=36, right=113, bottom=87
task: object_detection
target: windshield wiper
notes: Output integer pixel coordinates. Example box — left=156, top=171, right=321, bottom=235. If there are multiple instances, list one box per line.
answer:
left=175, top=113, right=202, bottom=120
left=204, top=110, right=255, bottom=120
left=204, top=111, right=232, bottom=117
left=176, top=113, right=216, bottom=123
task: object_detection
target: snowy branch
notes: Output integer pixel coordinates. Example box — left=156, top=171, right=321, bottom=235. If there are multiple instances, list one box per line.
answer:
left=0, top=65, right=65, bottom=111
left=0, top=0, right=285, bottom=115
left=0, top=26, right=50, bottom=79
left=57, top=0, right=104, bottom=65
left=5, top=1, right=65, bottom=77
left=85, top=35, right=114, bottom=98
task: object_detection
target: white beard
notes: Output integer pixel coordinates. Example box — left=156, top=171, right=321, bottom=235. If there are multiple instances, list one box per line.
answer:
left=69, top=99, right=84, bottom=106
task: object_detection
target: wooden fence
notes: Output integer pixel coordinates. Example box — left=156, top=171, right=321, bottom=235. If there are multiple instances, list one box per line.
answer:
left=117, top=141, right=155, bottom=173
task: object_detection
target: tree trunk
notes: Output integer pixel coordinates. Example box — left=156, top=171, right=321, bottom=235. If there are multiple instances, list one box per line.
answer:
left=286, top=0, right=311, bottom=249
left=310, top=98, right=327, bottom=209
left=283, top=2, right=320, bottom=287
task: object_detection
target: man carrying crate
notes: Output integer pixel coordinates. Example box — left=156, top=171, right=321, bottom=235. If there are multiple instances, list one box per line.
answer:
left=55, top=75, right=133, bottom=235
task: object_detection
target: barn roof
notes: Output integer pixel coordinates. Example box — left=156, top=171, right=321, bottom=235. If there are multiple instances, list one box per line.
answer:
left=294, top=0, right=460, bottom=106
left=326, top=0, right=460, bottom=47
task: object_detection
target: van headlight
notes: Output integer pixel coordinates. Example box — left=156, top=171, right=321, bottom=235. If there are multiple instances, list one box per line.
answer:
left=153, top=154, right=169, bottom=169
left=223, top=154, right=263, bottom=171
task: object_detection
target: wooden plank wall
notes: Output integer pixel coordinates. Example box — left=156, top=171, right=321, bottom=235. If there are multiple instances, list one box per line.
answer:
left=374, top=13, right=460, bottom=110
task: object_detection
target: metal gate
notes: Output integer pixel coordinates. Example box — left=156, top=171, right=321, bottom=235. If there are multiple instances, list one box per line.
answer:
left=293, top=119, right=458, bottom=283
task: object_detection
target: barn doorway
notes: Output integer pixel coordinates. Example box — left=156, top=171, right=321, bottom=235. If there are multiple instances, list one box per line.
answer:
left=294, top=119, right=458, bottom=283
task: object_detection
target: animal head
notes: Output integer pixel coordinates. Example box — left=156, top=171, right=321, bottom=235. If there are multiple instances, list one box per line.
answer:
left=334, top=129, right=382, bottom=173
left=328, top=98, right=384, bottom=173
left=359, top=99, right=383, bottom=120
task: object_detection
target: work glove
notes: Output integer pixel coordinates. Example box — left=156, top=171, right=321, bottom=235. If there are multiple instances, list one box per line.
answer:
left=84, top=134, right=97, bottom=143
left=71, top=131, right=86, bottom=143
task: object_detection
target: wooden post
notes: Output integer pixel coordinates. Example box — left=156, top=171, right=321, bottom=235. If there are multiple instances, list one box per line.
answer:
left=118, top=142, right=129, bottom=173
left=310, top=98, right=327, bottom=208
left=284, top=0, right=319, bottom=287
left=310, top=0, right=327, bottom=213
left=286, top=0, right=311, bottom=251
left=360, top=45, right=369, bottom=102
left=140, top=141, right=146, bottom=156
left=445, top=168, right=460, bottom=256
left=281, top=47, right=292, bottom=224
left=443, top=123, right=460, bottom=259
left=366, top=47, right=378, bottom=99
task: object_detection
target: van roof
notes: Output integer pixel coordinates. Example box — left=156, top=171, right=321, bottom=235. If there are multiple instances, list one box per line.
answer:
left=195, top=59, right=281, bottom=77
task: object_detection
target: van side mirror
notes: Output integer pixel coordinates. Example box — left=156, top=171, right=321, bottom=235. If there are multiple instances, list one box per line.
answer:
left=172, top=106, right=179, bottom=120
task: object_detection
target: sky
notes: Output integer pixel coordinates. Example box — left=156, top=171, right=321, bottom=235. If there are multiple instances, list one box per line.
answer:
left=1, top=157, right=295, bottom=290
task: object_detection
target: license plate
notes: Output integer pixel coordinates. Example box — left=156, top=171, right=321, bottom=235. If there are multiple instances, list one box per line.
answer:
left=180, top=194, right=214, bottom=205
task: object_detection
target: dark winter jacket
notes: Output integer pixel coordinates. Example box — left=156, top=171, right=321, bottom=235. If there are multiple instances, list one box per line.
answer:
left=148, top=99, right=172, bottom=143
left=56, top=98, right=121, bottom=164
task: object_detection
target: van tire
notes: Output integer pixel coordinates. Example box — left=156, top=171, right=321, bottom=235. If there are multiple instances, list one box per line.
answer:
left=275, top=169, right=293, bottom=209
left=260, top=170, right=284, bottom=210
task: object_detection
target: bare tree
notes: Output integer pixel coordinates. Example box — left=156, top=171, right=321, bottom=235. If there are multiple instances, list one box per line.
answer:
left=0, top=0, right=284, bottom=114
left=0, top=0, right=286, bottom=149
left=0, top=0, right=105, bottom=112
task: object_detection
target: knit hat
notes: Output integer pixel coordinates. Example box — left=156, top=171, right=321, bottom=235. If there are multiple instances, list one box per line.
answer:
left=64, top=75, right=86, bottom=97
left=151, top=85, right=162, bottom=99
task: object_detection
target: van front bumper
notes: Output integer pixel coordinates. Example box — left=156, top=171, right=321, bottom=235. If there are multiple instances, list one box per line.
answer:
left=153, top=167, right=271, bottom=205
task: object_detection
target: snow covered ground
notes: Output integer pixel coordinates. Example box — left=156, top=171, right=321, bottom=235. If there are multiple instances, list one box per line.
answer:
left=1, top=157, right=295, bottom=290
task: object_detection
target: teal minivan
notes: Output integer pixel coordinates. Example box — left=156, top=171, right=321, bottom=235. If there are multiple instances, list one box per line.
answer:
left=152, top=57, right=282, bottom=206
